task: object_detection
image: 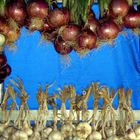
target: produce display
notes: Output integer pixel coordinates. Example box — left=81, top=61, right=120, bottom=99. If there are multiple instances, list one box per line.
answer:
left=0, top=78, right=140, bottom=140
left=0, top=0, right=140, bottom=139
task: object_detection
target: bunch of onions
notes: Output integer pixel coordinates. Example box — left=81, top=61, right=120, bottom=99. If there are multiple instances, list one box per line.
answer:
left=26, top=0, right=49, bottom=31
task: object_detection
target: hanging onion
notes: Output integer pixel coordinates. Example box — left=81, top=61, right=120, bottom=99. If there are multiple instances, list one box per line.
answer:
left=6, top=1, right=26, bottom=25
left=85, top=16, right=99, bottom=33
left=48, top=8, right=69, bottom=28
left=124, top=9, right=140, bottom=28
left=27, top=0, right=49, bottom=19
left=54, top=37, right=73, bottom=55
left=60, top=24, right=81, bottom=41
left=75, top=29, right=97, bottom=52
left=97, top=19, right=120, bottom=40
left=109, top=0, right=129, bottom=18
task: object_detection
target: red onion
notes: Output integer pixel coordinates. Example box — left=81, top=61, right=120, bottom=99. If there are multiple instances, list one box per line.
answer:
left=0, top=54, right=7, bottom=67
left=42, top=20, right=52, bottom=31
left=27, top=0, right=49, bottom=19
left=97, top=19, right=120, bottom=39
left=75, top=29, right=97, bottom=51
left=6, top=1, right=26, bottom=24
left=62, top=8, right=70, bottom=23
left=60, top=24, right=81, bottom=41
left=85, top=17, right=99, bottom=33
left=124, top=9, right=140, bottom=28
left=0, top=67, right=7, bottom=79
left=5, top=64, right=11, bottom=76
left=109, top=0, right=129, bottom=17
left=54, top=37, right=72, bottom=55
left=48, top=8, right=70, bottom=28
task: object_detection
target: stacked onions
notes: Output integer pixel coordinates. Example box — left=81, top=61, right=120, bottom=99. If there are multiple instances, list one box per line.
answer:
left=0, top=0, right=139, bottom=83
left=0, top=0, right=139, bottom=59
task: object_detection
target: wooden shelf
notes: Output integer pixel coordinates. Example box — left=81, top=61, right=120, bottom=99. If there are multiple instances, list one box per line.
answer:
left=0, top=110, right=140, bottom=121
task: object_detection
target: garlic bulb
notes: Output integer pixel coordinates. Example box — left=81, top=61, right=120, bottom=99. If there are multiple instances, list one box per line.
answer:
left=87, top=131, right=102, bottom=140
left=135, top=126, right=140, bottom=136
left=0, top=123, right=6, bottom=134
left=107, top=135, right=119, bottom=140
left=2, top=126, right=16, bottom=139
left=48, top=130, right=64, bottom=140
left=61, top=124, right=75, bottom=138
left=22, top=121, right=33, bottom=136
left=106, top=128, right=115, bottom=138
left=11, top=130, right=28, bottom=140
left=41, top=127, right=53, bottom=138
left=29, top=131, right=41, bottom=140
left=0, top=136, right=7, bottom=140
left=76, top=122, right=92, bottom=139
left=136, top=135, right=140, bottom=139
left=126, top=129, right=136, bottom=140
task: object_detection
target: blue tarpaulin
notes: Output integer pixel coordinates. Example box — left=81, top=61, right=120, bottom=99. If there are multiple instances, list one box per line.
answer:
left=4, top=4, right=140, bottom=110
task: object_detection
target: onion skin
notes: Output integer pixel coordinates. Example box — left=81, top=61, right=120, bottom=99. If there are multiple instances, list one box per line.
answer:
left=61, top=24, right=81, bottom=41
left=124, top=11, right=140, bottom=28
left=76, top=29, right=97, bottom=51
left=6, top=2, right=26, bottom=24
left=0, top=17, right=9, bottom=35
left=85, top=17, right=99, bottom=33
left=54, top=37, right=72, bottom=55
left=27, top=0, right=49, bottom=19
left=6, top=29, right=20, bottom=43
left=26, top=17, right=44, bottom=31
left=109, top=0, right=129, bottom=18
left=42, top=20, right=52, bottom=31
left=48, top=8, right=70, bottom=28
left=61, top=8, right=70, bottom=24
left=97, top=20, right=120, bottom=39
left=40, top=20, right=52, bottom=32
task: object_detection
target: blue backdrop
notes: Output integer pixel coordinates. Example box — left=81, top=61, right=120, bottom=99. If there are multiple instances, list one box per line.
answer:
left=3, top=4, right=140, bottom=110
